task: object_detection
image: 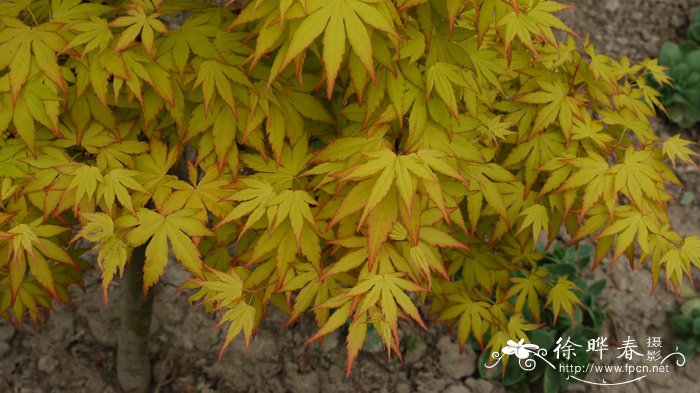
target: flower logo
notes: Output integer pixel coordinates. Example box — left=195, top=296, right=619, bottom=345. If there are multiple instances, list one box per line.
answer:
left=502, top=339, right=540, bottom=360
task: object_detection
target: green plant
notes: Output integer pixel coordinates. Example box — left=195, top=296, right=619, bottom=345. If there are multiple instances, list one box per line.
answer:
left=668, top=297, right=700, bottom=358
left=479, top=243, right=607, bottom=393
left=687, top=9, right=700, bottom=45
left=0, top=1, right=698, bottom=393
left=656, top=41, right=700, bottom=127
left=653, top=8, right=700, bottom=127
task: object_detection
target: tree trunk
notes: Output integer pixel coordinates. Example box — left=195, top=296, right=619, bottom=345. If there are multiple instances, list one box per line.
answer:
left=117, top=245, right=154, bottom=393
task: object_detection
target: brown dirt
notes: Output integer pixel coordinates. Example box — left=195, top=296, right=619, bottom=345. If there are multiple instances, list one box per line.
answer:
left=561, top=0, right=700, bottom=62
left=4, top=2, right=700, bottom=393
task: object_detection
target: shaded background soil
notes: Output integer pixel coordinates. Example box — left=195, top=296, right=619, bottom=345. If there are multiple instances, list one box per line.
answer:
left=4, top=1, right=700, bottom=392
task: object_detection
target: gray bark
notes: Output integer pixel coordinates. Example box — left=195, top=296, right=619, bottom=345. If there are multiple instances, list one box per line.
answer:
left=117, top=245, right=155, bottom=393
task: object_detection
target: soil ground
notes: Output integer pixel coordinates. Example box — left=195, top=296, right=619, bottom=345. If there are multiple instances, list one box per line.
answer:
left=3, top=1, right=700, bottom=393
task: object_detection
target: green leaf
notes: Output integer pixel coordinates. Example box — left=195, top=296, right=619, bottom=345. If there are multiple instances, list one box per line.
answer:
left=681, top=192, right=695, bottom=206
left=670, top=314, right=694, bottom=335
left=543, top=366, right=561, bottom=393
left=693, top=317, right=700, bottom=336
left=126, top=208, right=213, bottom=291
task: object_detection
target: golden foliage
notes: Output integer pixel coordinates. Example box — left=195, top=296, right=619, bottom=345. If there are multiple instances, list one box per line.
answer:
left=0, top=0, right=696, bottom=373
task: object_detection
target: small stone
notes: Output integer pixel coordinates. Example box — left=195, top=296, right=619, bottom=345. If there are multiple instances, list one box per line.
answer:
left=443, top=385, right=471, bottom=393
left=0, top=323, right=15, bottom=342
left=319, top=331, right=339, bottom=352
left=437, top=336, right=477, bottom=380
left=162, top=263, right=190, bottom=287
left=173, top=376, right=197, bottom=393
left=80, top=288, right=120, bottom=347
left=604, top=0, right=620, bottom=12
left=464, top=378, right=504, bottom=393
left=86, top=318, right=115, bottom=347
left=396, top=382, right=412, bottom=393
left=464, top=379, right=489, bottom=393
left=564, top=384, right=587, bottom=393
left=0, top=342, right=10, bottom=357
left=285, top=362, right=320, bottom=393
left=615, top=37, right=630, bottom=46
left=405, top=339, right=427, bottom=364
left=362, top=328, right=384, bottom=354
left=83, top=376, right=106, bottom=393
left=415, top=375, right=450, bottom=393
left=0, top=378, right=9, bottom=393
left=37, top=355, right=60, bottom=373
left=326, top=366, right=347, bottom=388
left=153, top=359, right=171, bottom=384
left=154, top=295, right=185, bottom=326
left=47, top=311, right=74, bottom=346
left=178, top=313, right=218, bottom=352
left=234, top=331, right=278, bottom=362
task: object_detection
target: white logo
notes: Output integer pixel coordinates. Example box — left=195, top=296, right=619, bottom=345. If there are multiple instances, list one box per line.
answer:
left=484, top=336, right=686, bottom=387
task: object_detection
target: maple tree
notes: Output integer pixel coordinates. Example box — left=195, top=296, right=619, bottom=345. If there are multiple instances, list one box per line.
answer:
left=0, top=0, right=698, bottom=391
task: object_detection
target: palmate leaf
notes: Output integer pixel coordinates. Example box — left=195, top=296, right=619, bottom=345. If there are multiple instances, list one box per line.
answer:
left=426, top=62, right=475, bottom=118
left=1, top=219, right=74, bottom=301
left=280, top=0, right=397, bottom=96
left=160, top=165, right=233, bottom=218
left=217, top=178, right=276, bottom=236
left=219, top=302, right=256, bottom=356
left=611, top=148, right=668, bottom=208
left=64, top=16, right=113, bottom=54
left=0, top=16, right=67, bottom=100
left=663, top=135, right=697, bottom=169
left=497, top=1, right=572, bottom=55
left=113, top=48, right=177, bottom=108
left=240, top=143, right=312, bottom=189
left=310, top=273, right=427, bottom=358
left=109, top=2, right=167, bottom=53
left=504, top=267, right=550, bottom=323
left=503, top=130, right=565, bottom=195
left=134, top=139, right=180, bottom=206
left=485, top=314, right=539, bottom=367
left=440, top=291, right=493, bottom=350
left=594, top=205, right=660, bottom=267
left=333, top=148, right=463, bottom=225
left=516, top=204, right=549, bottom=246
left=558, top=152, right=615, bottom=218
left=324, top=147, right=468, bottom=267
left=0, top=0, right=32, bottom=18
left=74, top=212, right=127, bottom=301
left=60, top=123, right=149, bottom=170
left=0, top=0, right=699, bottom=377
left=193, top=59, right=250, bottom=115
left=284, top=261, right=347, bottom=330
left=124, top=208, right=213, bottom=291
left=50, top=0, right=112, bottom=23
left=158, top=11, right=219, bottom=73
left=63, top=165, right=148, bottom=214
left=268, top=189, right=319, bottom=245
left=7, top=77, right=63, bottom=152
left=191, top=268, right=243, bottom=309
left=102, top=169, right=148, bottom=214
left=0, top=261, right=83, bottom=326
left=517, top=80, right=585, bottom=139
left=545, top=276, right=582, bottom=324
left=571, top=112, right=615, bottom=150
